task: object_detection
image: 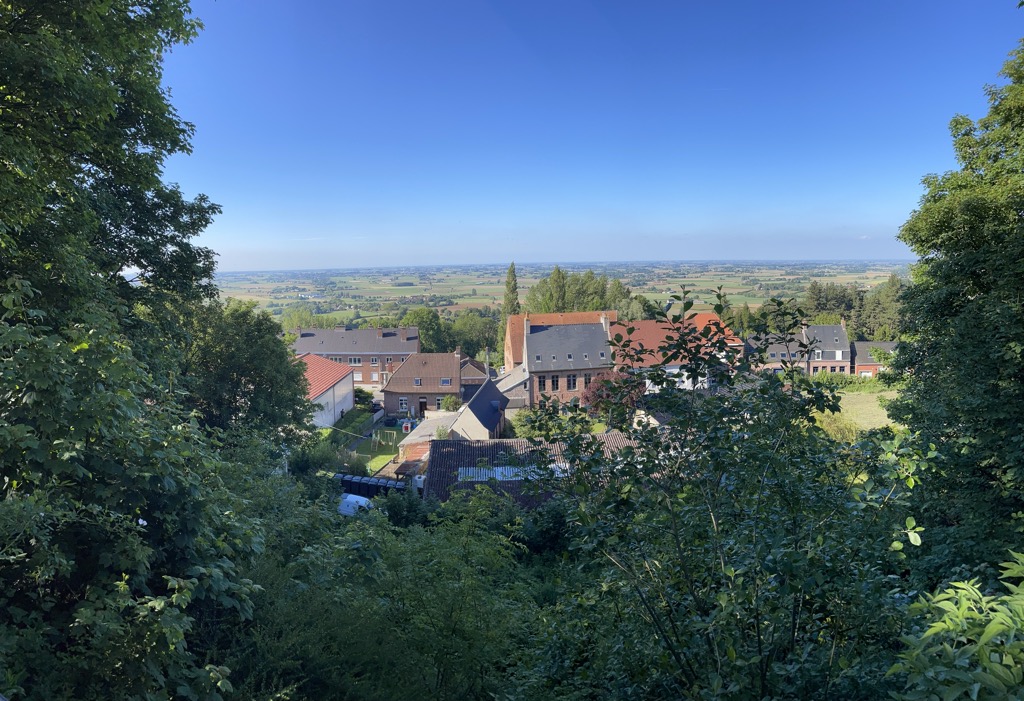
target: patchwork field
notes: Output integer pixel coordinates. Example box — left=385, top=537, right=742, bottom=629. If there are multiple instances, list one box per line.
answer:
left=216, top=260, right=910, bottom=323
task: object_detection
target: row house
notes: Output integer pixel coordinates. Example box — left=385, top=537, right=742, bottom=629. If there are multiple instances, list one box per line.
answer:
left=297, top=353, right=355, bottom=428
left=752, top=324, right=895, bottom=377
left=851, top=341, right=898, bottom=377
left=381, top=351, right=489, bottom=418
left=291, top=326, right=420, bottom=389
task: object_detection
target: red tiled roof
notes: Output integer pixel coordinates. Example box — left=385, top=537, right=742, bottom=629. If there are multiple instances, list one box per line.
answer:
left=505, top=311, right=617, bottom=367
left=612, top=314, right=742, bottom=369
left=382, top=352, right=464, bottom=394
left=297, top=353, right=353, bottom=400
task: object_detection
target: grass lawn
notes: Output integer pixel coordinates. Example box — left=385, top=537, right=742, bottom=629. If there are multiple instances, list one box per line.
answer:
left=355, top=429, right=404, bottom=474
left=839, top=391, right=898, bottom=431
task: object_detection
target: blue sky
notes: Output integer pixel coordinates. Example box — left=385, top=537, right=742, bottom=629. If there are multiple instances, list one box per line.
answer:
left=162, top=0, right=1024, bottom=271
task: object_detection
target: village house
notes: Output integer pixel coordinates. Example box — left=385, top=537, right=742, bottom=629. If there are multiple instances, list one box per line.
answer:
left=750, top=323, right=853, bottom=375
left=522, top=319, right=614, bottom=408
left=612, top=313, right=743, bottom=390
left=503, top=311, right=617, bottom=371
left=290, top=326, right=420, bottom=389
left=450, top=378, right=509, bottom=440
left=382, top=351, right=480, bottom=418
left=852, top=341, right=898, bottom=377
left=297, top=353, right=355, bottom=427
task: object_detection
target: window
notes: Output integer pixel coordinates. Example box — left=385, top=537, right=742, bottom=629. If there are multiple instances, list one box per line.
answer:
left=400, top=356, right=406, bottom=363
left=812, top=367, right=819, bottom=375
left=814, top=350, right=822, bottom=360
left=440, top=378, right=452, bottom=386
left=386, top=356, right=393, bottom=363
left=584, top=373, right=592, bottom=388
left=567, top=353, right=573, bottom=361
left=567, top=374, right=577, bottom=391
left=584, top=353, right=589, bottom=360
left=839, top=366, right=846, bottom=373
left=830, top=366, right=836, bottom=373
left=348, top=357, right=362, bottom=365
left=436, top=397, right=443, bottom=410
left=399, top=397, right=408, bottom=411
left=414, top=378, right=422, bottom=386
left=599, top=351, right=606, bottom=359
left=769, top=352, right=777, bottom=358
left=552, top=355, right=556, bottom=361
left=354, top=372, right=363, bottom=382
left=551, top=375, right=560, bottom=391
left=535, top=354, right=541, bottom=361
left=835, top=350, right=843, bottom=360
left=371, top=372, right=379, bottom=382
left=780, top=352, right=788, bottom=359
left=370, top=356, right=379, bottom=365
left=537, top=376, right=546, bottom=392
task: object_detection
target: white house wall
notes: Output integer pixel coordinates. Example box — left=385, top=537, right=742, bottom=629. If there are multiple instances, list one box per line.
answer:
left=312, top=375, right=356, bottom=428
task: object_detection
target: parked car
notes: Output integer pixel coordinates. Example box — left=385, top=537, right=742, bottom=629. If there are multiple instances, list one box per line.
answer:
left=338, top=493, right=373, bottom=517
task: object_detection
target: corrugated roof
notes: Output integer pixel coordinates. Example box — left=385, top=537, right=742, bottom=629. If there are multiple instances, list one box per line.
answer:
left=297, top=353, right=353, bottom=400
left=425, top=433, right=633, bottom=503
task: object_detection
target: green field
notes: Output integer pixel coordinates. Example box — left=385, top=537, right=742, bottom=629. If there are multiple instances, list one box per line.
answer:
left=215, top=261, right=910, bottom=322
left=839, top=391, right=898, bottom=430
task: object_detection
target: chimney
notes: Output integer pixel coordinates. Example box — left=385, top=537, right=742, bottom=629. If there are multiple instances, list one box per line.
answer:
left=398, top=326, right=406, bottom=341
left=840, top=317, right=846, bottom=330
left=600, top=312, right=609, bottom=333
left=454, top=346, right=461, bottom=356
left=524, top=316, right=531, bottom=335
left=377, top=326, right=383, bottom=338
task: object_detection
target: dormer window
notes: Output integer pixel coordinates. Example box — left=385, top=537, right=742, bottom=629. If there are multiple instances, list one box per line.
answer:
left=414, top=378, right=422, bottom=386
left=584, top=353, right=589, bottom=360
left=599, top=351, right=606, bottom=359
left=535, top=354, right=541, bottom=361
left=567, top=353, right=573, bottom=360
left=440, top=378, right=452, bottom=386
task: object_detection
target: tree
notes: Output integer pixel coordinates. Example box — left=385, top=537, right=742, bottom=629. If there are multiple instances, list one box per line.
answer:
left=451, top=308, right=498, bottom=359
left=0, top=3, right=261, bottom=696
left=401, top=307, right=452, bottom=353
left=517, top=295, right=926, bottom=699
left=503, top=262, right=521, bottom=318
left=176, top=298, right=312, bottom=435
left=888, top=42, right=1024, bottom=576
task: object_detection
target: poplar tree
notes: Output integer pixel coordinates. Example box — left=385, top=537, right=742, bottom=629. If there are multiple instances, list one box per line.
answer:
left=503, top=262, right=521, bottom=318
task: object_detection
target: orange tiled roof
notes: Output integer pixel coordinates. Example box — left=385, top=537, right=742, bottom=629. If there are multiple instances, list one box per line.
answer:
left=505, top=311, right=617, bottom=366
left=298, top=353, right=353, bottom=400
left=612, top=314, right=741, bottom=368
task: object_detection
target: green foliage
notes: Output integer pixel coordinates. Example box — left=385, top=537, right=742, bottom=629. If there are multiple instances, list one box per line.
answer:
left=888, top=40, right=1024, bottom=580
left=523, top=266, right=654, bottom=319
left=890, top=552, right=1024, bottom=700
left=503, top=261, right=522, bottom=318
left=814, top=408, right=862, bottom=443
left=441, top=394, right=462, bottom=412
left=354, top=386, right=375, bottom=409
left=401, top=307, right=451, bottom=353
left=176, top=298, right=312, bottom=434
left=514, top=292, right=927, bottom=699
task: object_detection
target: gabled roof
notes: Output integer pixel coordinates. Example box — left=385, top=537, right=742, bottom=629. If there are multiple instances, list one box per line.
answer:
left=805, top=324, right=850, bottom=353
left=291, top=326, right=420, bottom=355
left=297, top=353, right=353, bottom=400
left=506, top=311, right=616, bottom=366
left=452, top=379, right=509, bottom=436
left=425, top=433, right=633, bottom=503
left=383, top=352, right=463, bottom=394
left=852, top=341, right=897, bottom=363
left=524, top=323, right=613, bottom=373
left=460, top=355, right=491, bottom=380
left=612, top=314, right=742, bottom=369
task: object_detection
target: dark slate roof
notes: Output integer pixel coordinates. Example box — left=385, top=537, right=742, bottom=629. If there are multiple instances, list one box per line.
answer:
left=805, top=325, right=850, bottom=354
left=524, top=323, right=613, bottom=373
left=452, top=379, right=509, bottom=435
left=852, top=341, right=897, bottom=363
left=425, top=433, right=633, bottom=504
left=291, top=327, right=420, bottom=355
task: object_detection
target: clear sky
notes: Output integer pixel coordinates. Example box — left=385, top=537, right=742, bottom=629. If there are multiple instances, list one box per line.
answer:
left=161, top=0, right=1024, bottom=271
